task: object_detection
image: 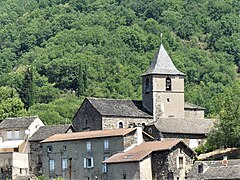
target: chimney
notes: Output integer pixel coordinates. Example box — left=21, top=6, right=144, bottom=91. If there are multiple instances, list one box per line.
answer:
left=136, top=126, right=143, bottom=145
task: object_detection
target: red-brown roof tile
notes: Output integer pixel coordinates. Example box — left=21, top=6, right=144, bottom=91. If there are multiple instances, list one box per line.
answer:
left=104, top=140, right=182, bottom=163
left=41, top=128, right=137, bottom=143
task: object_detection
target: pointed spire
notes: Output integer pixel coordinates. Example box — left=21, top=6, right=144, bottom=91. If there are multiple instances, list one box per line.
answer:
left=142, top=44, right=184, bottom=76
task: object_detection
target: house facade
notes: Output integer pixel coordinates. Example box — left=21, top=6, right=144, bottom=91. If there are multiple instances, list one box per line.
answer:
left=105, top=140, right=195, bottom=180
left=0, top=116, right=44, bottom=180
left=41, top=127, right=152, bottom=179
left=28, top=124, right=75, bottom=177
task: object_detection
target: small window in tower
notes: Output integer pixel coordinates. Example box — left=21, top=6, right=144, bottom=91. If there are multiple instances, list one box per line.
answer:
left=167, top=98, right=170, bottom=102
left=118, top=122, right=123, bottom=128
left=146, top=78, right=150, bottom=93
left=166, top=77, right=172, bottom=91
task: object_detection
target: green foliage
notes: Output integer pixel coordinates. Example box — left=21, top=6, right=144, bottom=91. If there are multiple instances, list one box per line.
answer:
left=0, top=86, right=27, bottom=120
left=207, top=82, right=240, bottom=149
left=0, top=0, right=239, bottom=123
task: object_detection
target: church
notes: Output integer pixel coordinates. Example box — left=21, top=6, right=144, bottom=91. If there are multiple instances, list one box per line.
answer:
left=72, top=44, right=214, bottom=148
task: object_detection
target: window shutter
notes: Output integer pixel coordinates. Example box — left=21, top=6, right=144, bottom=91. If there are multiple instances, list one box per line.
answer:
left=91, top=157, right=94, bottom=168
left=84, top=158, right=87, bottom=168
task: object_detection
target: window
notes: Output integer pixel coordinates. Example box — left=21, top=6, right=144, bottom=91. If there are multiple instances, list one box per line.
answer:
left=84, top=157, right=94, bottom=168
left=146, top=78, right=150, bottom=92
left=167, top=171, right=174, bottom=180
left=7, top=130, right=12, bottom=140
left=63, top=145, right=67, bottom=151
left=62, top=159, right=67, bottom=171
left=49, top=160, right=55, bottom=172
left=166, top=77, right=171, bottom=91
left=104, top=140, right=109, bottom=151
left=123, top=173, right=127, bottom=179
left=178, top=157, right=183, bottom=168
left=103, top=157, right=109, bottom=173
left=47, top=146, right=52, bottom=152
left=13, top=130, right=20, bottom=140
left=167, top=98, right=170, bottom=103
left=118, top=122, right=123, bottom=128
left=86, top=142, right=91, bottom=152
left=148, top=128, right=152, bottom=134
left=198, top=164, right=203, bottom=173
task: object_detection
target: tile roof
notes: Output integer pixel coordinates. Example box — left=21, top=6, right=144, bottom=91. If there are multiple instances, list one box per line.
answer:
left=105, top=140, right=188, bottom=163
left=142, top=44, right=184, bottom=76
left=41, top=128, right=137, bottom=143
left=87, top=97, right=152, bottom=118
left=187, top=160, right=240, bottom=179
left=184, top=102, right=206, bottom=110
left=0, top=116, right=39, bottom=129
left=29, top=124, right=73, bottom=141
left=155, top=118, right=214, bottom=135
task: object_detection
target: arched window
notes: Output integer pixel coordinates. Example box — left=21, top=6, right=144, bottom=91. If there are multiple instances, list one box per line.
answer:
left=146, top=78, right=150, bottom=92
left=166, top=77, right=172, bottom=91
left=198, top=163, right=203, bottom=173
left=118, top=122, right=123, bottom=128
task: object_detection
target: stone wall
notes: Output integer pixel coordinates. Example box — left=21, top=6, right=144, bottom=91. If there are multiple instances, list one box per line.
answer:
left=184, top=109, right=204, bottom=119
left=107, top=162, right=140, bottom=180
left=152, top=144, right=193, bottom=180
left=72, top=99, right=102, bottom=132
left=102, top=117, right=153, bottom=130
left=29, top=141, right=43, bottom=176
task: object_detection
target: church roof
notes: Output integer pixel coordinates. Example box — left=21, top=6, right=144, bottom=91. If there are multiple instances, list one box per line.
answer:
left=87, top=97, right=152, bottom=118
left=185, top=102, right=206, bottom=110
left=155, top=118, right=214, bottom=135
left=142, top=44, right=184, bottom=76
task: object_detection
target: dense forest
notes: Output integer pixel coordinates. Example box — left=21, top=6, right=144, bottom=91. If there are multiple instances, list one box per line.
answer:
left=0, top=0, right=239, bottom=128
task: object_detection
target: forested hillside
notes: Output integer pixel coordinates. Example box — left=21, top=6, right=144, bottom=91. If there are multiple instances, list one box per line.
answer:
left=0, top=0, right=239, bottom=125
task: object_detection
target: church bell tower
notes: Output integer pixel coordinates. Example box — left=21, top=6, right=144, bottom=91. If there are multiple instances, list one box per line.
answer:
left=142, top=44, right=184, bottom=120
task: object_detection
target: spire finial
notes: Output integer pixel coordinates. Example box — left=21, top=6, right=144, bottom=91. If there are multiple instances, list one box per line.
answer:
left=160, top=33, right=163, bottom=45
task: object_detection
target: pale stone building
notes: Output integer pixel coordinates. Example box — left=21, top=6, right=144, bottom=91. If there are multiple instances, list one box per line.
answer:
left=0, top=116, right=44, bottom=180
left=105, top=140, right=195, bottom=180
left=41, top=127, right=153, bottom=180
left=72, top=44, right=214, bottom=148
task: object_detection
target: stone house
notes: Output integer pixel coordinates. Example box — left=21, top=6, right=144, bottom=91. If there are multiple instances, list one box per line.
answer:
left=0, top=116, right=44, bottom=180
left=187, top=159, right=240, bottom=179
left=72, top=44, right=214, bottom=148
left=28, top=124, right=75, bottom=177
left=104, top=140, right=195, bottom=180
left=41, top=127, right=153, bottom=180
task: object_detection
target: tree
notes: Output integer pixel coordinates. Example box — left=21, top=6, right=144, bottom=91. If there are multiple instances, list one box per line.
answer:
left=21, top=66, right=35, bottom=110
left=0, top=86, right=27, bottom=120
left=207, top=82, right=240, bottom=149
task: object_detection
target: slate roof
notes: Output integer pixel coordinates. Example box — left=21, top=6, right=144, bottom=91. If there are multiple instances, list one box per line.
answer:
left=105, top=140, right=194, bottom=163
left=155, top=118, right=214, bottom=135
left=185, top=102, right=206, bottom=110
left=29, top=124, right=73, bottom=141
left=187, top=160, right=240, bottom=179
left=0, top=116, right=39, bottom=129
left=85, top=97, right=203, bottom=118
left=41, top=128, right=138, bottom=143
left=87, top=97, right=152, bottom=118
left=142, top=44, right=184, bottom=76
